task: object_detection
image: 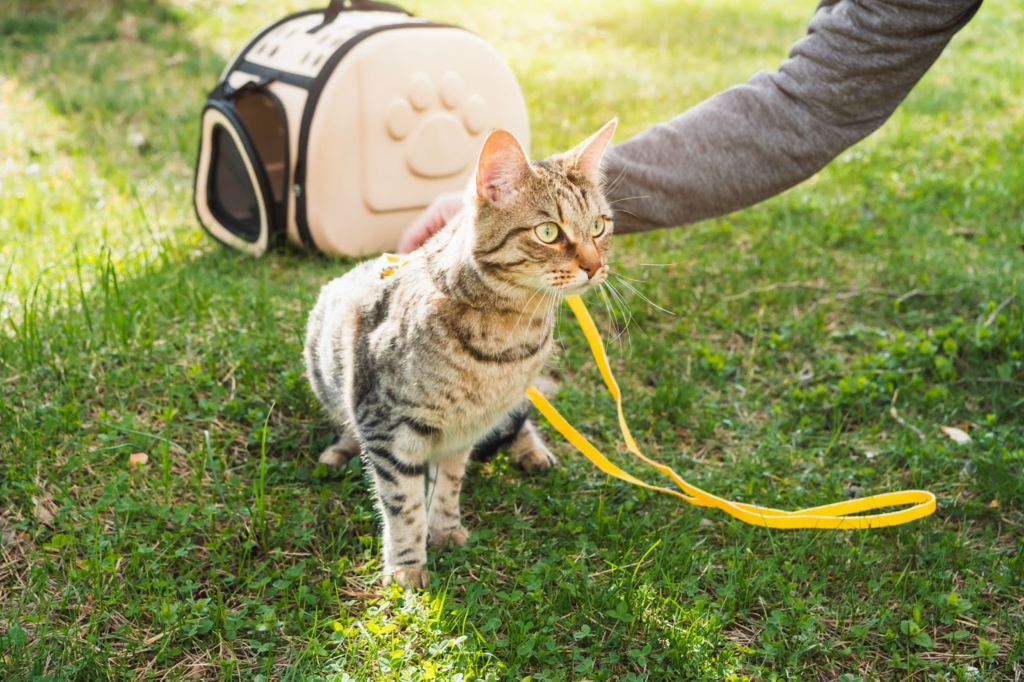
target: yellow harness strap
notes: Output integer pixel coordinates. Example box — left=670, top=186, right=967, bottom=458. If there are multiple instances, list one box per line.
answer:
left=379, top=252, right=410, bottom=279
left=381, top=253, right=936, bottom=529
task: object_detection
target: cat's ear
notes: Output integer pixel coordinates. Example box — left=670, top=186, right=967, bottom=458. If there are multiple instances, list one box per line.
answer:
left=476, top=129, right=532, bottom=207
left=569, top=118, right=618, bottom=184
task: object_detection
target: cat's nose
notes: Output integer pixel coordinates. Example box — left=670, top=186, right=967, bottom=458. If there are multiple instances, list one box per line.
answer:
left=578, top=259, right=601, bottom=279
left=577, top=244, right=601, bottom=279
left=577, top=244, right=602, bottom=280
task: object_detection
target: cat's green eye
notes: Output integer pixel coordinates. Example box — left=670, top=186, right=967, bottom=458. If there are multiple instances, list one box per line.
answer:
left=535, top=222, right=560, bottom=244
left=591, top=217, right=606, bottom=238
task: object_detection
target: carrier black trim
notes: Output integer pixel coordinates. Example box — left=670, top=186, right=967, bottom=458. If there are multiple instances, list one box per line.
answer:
left=236, top=62, right=316, bottom=90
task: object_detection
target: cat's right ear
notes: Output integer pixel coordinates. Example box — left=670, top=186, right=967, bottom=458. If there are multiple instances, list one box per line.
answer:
left=476, top=129, right=531, bottom=207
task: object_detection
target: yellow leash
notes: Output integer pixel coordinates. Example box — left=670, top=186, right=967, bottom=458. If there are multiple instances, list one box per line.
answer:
left=528, top=295, right=935, bottom=529
left=382, top=253, right=936, bottom=529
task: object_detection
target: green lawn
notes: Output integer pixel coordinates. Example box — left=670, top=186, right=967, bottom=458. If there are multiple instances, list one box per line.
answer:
left=2, top=0, right=1022, bottom=679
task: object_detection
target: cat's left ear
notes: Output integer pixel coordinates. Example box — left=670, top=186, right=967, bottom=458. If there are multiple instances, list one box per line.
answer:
left=569, top=118, right=618, bottom=184
left=476, top=129, right=533, bottom=207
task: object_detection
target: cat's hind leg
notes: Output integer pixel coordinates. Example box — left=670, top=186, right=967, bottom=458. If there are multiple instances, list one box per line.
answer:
left=318, top=427, right=360, bottom=468
left=470, top=401, right=558, bottom=473
left=510, top=419, right=558, bottom=473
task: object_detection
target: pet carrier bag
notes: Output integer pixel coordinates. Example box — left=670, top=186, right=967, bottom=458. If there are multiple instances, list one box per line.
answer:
left=194, top=0, right=530, bottom=257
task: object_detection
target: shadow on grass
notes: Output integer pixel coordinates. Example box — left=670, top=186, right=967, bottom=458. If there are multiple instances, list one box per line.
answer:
left=0, top=0, right=345, bottom=442
left=0, top=0, right=224, bottom=168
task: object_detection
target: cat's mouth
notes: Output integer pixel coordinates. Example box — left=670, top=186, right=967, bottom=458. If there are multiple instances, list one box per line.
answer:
left=545, top=269, right=607, bottom=296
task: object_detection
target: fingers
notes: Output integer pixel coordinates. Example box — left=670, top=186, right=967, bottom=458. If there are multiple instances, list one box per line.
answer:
left=398, top=205, right=443, bottom=254
left=435, top=190, right=464, bottom=222
left=397, top=191, right=465, bottom=253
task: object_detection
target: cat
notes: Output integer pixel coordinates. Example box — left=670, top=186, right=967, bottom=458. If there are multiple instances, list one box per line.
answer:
left=304, top=119, right=617, bottom=589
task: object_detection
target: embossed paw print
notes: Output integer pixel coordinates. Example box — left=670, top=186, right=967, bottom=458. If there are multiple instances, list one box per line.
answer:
left=384, top=71, right=489, bottom=179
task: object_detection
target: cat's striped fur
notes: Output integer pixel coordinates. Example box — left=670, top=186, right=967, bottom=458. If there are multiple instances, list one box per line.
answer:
left=304, top=121, right=617, bottom=589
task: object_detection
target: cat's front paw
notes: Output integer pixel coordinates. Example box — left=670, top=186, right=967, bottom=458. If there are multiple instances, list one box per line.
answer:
left=382, top=565, right=431, bottom=590
left=428, top=526, right=469, bottom=548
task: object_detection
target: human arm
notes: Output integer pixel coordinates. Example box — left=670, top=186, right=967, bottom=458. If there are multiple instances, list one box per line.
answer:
left=603, top=0, right=982, bottom=233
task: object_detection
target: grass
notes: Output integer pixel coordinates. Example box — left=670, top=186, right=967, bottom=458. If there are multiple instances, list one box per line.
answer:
left=1, top=0, right=1022, bottom=679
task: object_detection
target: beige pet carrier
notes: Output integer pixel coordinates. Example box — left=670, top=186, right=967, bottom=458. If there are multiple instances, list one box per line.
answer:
left=193, top=0, right=530, bottom=256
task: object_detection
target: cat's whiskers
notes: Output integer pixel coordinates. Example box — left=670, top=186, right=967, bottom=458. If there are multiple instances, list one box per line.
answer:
left=604, top=279, right=645, bottom=355
left=598, top=281, right=630, bottom=354
left=607, top=195, right=650, bottom=205
left=598, top=283, right=615, bottom=336
left=609, top=272, right=648, bottom=284
left=609, top=272, right=675, bottom=316
left=599, top=282, right=633, bottom=348
left=608, top=207, right=645, bottom=222
left=606, top=258, right=678, bottom=268
left=599, top=281, right=631, bottom=347
left=551, top=285, right=566, bottom=341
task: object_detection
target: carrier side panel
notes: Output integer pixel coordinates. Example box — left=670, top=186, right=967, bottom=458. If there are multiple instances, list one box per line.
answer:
left=302, top=58, right=370, bottom=255
left=354, top=28, right=530, bottom=213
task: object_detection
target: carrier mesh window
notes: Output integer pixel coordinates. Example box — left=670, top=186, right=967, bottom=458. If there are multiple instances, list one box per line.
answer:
left=235, top=91, right=287, bottom=204
left=208, top=125, right=262, bottom=242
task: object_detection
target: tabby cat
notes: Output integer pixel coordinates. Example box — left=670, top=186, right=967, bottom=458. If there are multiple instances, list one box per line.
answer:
left=304, top=119, right=617, bottom=589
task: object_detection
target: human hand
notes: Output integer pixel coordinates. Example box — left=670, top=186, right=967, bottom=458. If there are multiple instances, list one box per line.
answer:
left=397, top=191, right=465, bottom=253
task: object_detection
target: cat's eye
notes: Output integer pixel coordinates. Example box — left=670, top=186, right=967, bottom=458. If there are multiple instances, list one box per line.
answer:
left=590, top=217, right=606, bottom=238
left=535, top=222, right=560, bottom=243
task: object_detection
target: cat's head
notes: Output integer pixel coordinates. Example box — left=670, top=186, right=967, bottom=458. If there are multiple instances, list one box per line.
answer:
left=469, top=119, right=617, bottom=297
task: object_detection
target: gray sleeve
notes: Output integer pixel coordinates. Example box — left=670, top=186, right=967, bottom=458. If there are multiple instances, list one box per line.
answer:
left=602, top=0, right=982, bottom=234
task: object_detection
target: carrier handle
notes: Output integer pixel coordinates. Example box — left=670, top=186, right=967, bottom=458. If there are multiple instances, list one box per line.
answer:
left=318, top=0, right=410, bottom=29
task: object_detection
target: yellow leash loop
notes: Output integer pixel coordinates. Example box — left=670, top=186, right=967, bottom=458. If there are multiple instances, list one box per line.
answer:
left=526, top=295, right=936, bottom=530
left=380, top=253, right=934, bottom=528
